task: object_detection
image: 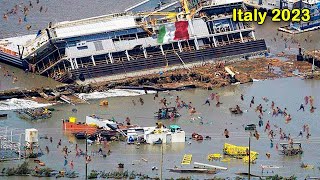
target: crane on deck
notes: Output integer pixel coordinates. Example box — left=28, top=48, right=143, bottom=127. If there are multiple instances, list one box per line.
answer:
left=137, top=0, right=202, bottom=35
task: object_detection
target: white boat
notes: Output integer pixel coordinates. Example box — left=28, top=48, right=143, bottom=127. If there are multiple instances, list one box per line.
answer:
left=85, top=115, right=117, bottom=130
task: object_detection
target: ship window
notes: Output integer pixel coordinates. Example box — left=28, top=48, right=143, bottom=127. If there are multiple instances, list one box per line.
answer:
left=77, top=46, right=88, bottom=50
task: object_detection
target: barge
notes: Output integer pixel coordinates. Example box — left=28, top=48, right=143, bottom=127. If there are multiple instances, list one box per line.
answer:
left=0, top=0, right=267, bottom=83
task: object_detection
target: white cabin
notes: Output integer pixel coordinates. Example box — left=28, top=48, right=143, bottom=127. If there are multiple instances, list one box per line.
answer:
left=85, top=115, right=117, bottom=130
left=144, top=125, right=185, bottom=144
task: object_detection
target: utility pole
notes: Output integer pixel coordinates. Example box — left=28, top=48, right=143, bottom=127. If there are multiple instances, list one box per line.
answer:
left=248, top=136, right=251, bottom=180
left=160, top=142, right=163, bottom=180
left=85, top=132, right=88, bottom=180
left=312, top=48, right=315, bottom=74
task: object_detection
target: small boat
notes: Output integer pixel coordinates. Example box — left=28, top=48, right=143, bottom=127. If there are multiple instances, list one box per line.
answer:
left=245, top=124, right=256, bottom=131
left=74, top=132, right=87, bottom=139
left=229, top=108, right=243, bottom=114
left=16, top=108, right=52, bottom=120
left=154, top=138, right=162, bottom=144
left=192, top=133, right=203, bottom=141
left=155, top=107, right=180, bottom=120
left=168, top=168, right=217, bottom=174
left=0, top=114, right=8, bottom=119
left=63, top=121, right=97, bottom=135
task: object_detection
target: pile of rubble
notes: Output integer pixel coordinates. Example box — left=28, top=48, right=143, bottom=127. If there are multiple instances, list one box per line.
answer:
left=230, top=58, right=312, bottom=83
left=101, top=62, right=232, bottom=90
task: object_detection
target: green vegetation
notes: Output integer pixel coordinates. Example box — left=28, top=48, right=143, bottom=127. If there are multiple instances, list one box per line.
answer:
left=5, top=162, right=30, bottom=176
left=266, top=174, right=297, bottom=180
left=88, top=170, right=153, bottom=179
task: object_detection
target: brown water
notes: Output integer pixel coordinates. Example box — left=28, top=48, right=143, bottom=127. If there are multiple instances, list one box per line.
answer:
left=1, top=78, right=320, bottom=179
left=1, top=0, right=320, bottom=179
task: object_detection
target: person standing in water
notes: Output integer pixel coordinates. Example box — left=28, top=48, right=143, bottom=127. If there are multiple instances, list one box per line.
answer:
left=224, top=129, right=229, bottom=138
left=250, top=96, right=254, bottom=107
left=298, top=104, right=305, bottom=111
left=240, top=94, right=244, bottom=101
left=203, top=98, right=210, bottom=106
left=304, top=96, right=309, bottom=105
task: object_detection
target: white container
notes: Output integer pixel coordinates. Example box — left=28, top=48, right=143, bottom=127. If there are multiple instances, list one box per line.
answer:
left=25, top=128, right=38, bottom=143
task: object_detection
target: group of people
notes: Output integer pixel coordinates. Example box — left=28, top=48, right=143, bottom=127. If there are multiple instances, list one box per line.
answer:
left=2, top=0, right=48, bottom=30
left=38, top=132, right=113, bottom=173
left=1, top=65, right=18, bottom=83
left=242, top=94, right=315, bottom=151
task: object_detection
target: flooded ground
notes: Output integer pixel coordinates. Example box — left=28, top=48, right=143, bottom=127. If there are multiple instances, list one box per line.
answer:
left=0, top=77, right=320, bottom=179
left=1, top=0, right=320, bottom=179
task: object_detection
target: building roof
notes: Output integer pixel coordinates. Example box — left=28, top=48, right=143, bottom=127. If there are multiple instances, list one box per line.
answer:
left=169, top=125, right=181, bottom=129
left=53, top=16, right=138, bottom=39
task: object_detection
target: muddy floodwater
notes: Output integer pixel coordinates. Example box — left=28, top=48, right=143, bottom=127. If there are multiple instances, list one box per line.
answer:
left=0, top=77, right=320, bottom=179
left=1, top=0, right=320, bottom=179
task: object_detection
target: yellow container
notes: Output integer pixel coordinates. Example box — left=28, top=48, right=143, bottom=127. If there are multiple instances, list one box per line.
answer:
left=69, top=117, right=77, bottom=123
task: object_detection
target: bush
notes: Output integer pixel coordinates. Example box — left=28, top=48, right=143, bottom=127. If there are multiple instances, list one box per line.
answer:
left=266, top=174, right=297, bottom=180
left=6, top=168, right=16, bottom=176
left=15, top=162, right=30, bottom=175
left=38, top=168, right=52, bottom=177
left=88, top=170, right=98, bottom=179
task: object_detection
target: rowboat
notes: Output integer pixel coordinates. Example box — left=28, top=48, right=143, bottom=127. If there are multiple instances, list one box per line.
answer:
left=0, top=114, right=8, bottom=119
left=168, top=168, right=217, bottom=174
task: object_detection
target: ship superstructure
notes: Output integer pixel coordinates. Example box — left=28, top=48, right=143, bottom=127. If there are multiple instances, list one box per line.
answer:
left=289, top=0, right=320, bottom=32
left=0, top=0, right=267, bottom=83
left=245, top=0, right=320, bottom=33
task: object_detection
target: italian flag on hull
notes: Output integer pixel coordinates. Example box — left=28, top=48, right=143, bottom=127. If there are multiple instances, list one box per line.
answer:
left=157, top=21, right=189, bottom=44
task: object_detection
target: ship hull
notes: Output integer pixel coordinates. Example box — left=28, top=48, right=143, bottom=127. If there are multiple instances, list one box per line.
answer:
left=67, top=39, right=267, bottom=83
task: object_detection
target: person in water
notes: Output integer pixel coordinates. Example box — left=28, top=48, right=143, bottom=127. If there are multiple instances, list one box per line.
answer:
left=190, top=107, right=196, bottom=115
left=285, top=114, right=291, bottom=122
left=304, top=96, right=309, bottom=105
left=250, top=96, right=254, bottom=107
left=224, top=129, right=229, bottom=138
left=298, top=104, right=305, bottom=111
left=203, top=98, right=210, bottom=106
left=240, top=94, right=244, bottom=101
left=125, top=117, right=131, bottom=125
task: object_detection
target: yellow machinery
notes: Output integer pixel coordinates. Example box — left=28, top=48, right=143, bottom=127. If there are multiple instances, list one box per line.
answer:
left=137, top=0, right=202, bottom=36
left=137, top=12, right=178, bottom=19
left=99, top=100, right=109, bottom=106
left=207, top=153, right=222, bottom=161
left=223, top=143, right=259, bottom=163
left=181, top=154, right=193, bottom=165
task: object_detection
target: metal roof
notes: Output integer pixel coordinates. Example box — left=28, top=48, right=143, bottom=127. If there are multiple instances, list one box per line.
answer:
left=53, top=16, right=138, bottom=39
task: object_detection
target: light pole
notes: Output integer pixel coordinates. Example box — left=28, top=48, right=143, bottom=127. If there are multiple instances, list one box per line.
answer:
left=160, top=142, right=163, bottom=180
left=85, top=132, right=88, bottom=180
left=312, top=48, right=315, bottom=74
left=248, top=136, right=251, bottom=180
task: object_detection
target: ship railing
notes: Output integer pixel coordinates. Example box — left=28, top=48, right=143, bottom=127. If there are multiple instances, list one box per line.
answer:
left=0, top=46, right=18, bottom=57
left=37, top=55, right=67, bottom=75
left=22, top=33, right=50, bottom=59
left=53, top=12, right=133, bottom=29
